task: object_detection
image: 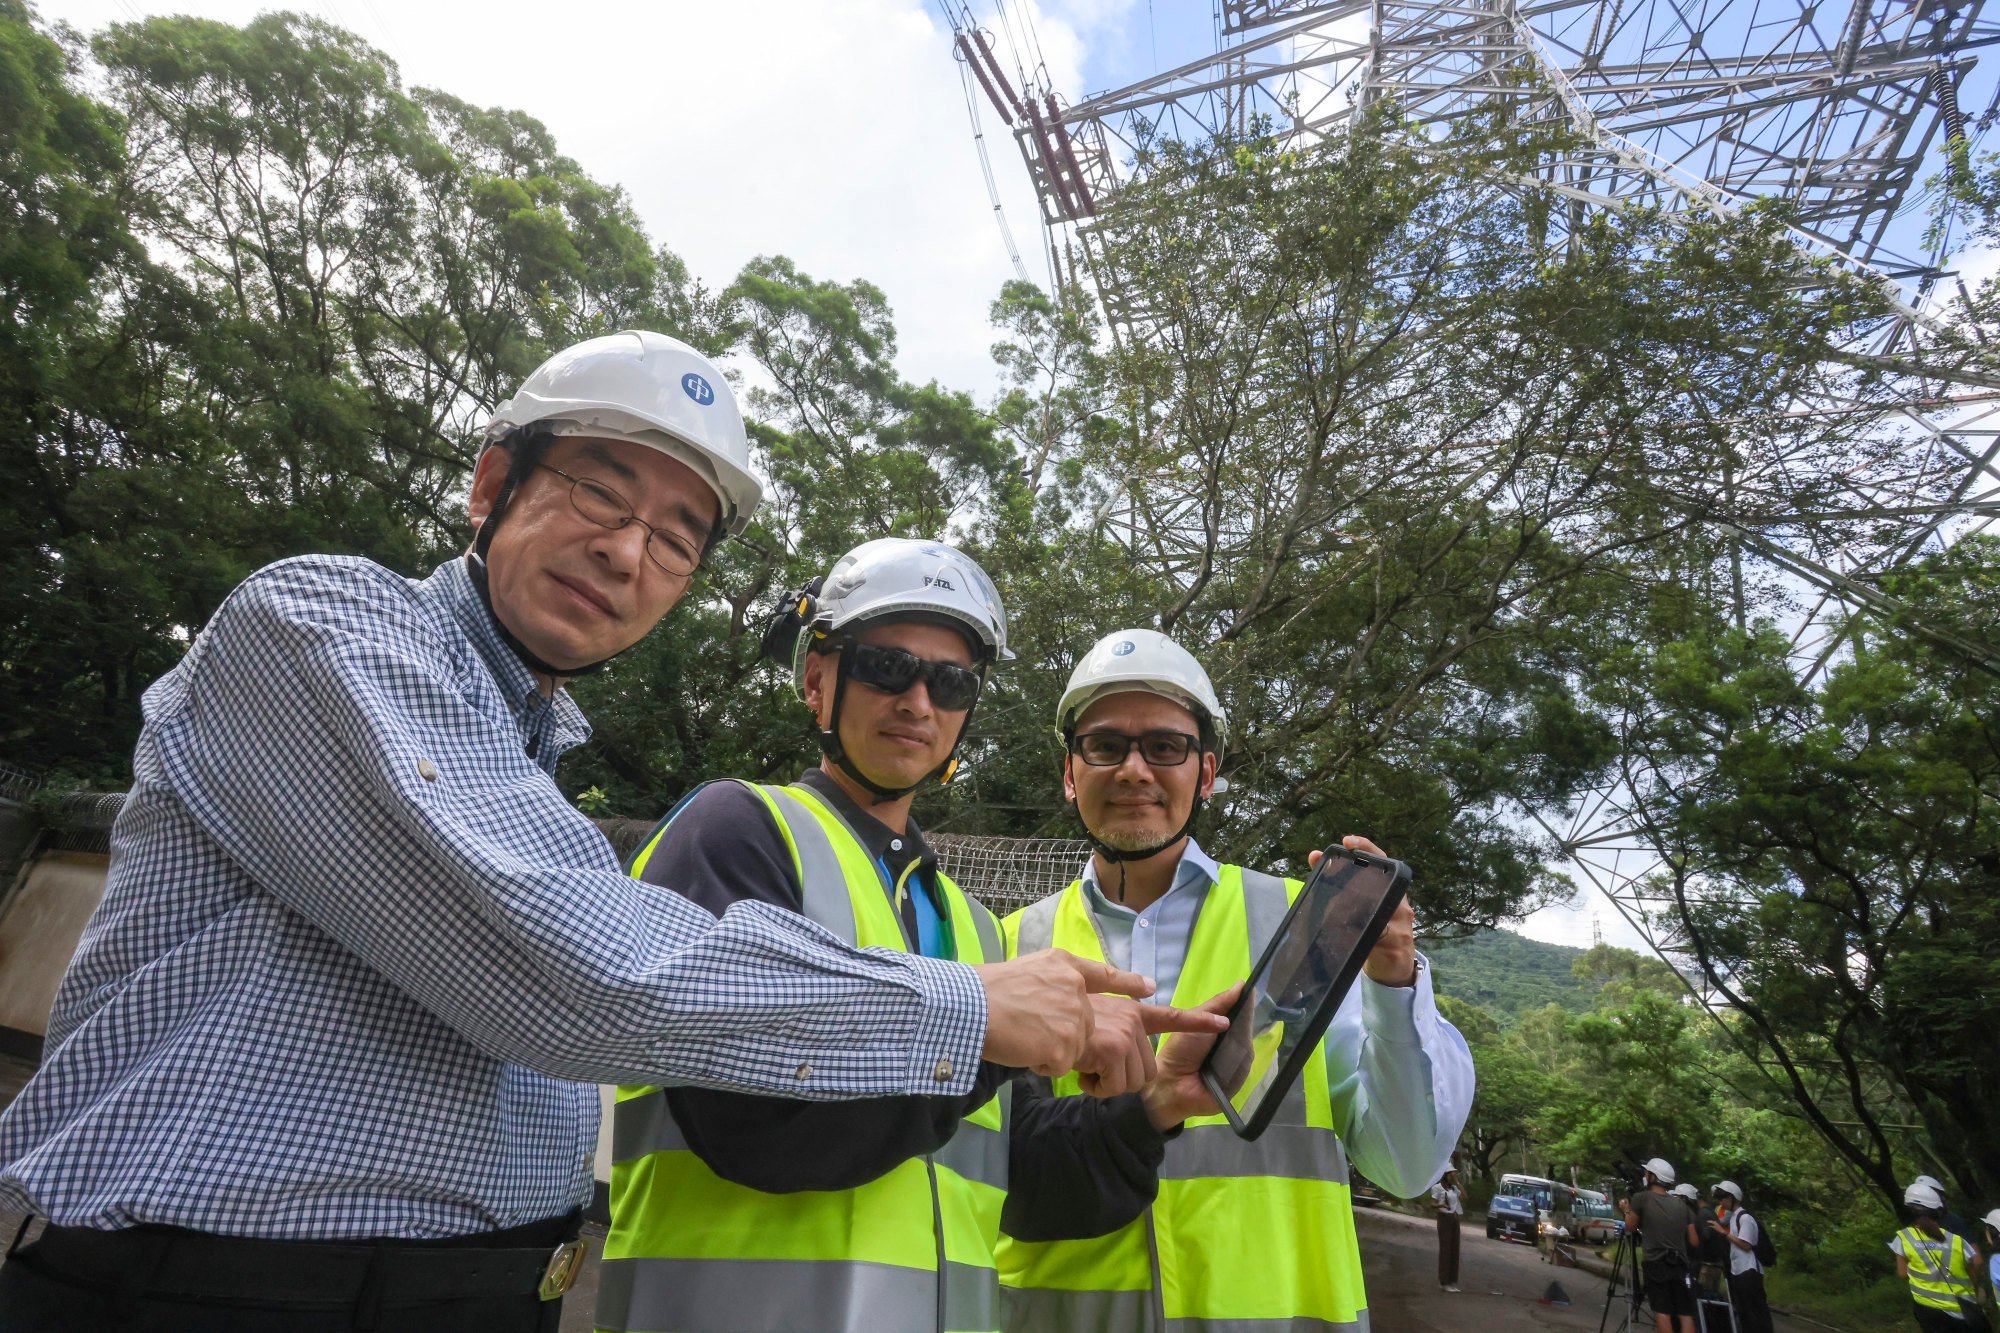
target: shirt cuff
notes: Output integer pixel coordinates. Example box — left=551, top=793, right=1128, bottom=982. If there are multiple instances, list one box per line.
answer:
left=1360, top=952, right=1435, bottom=1046
left=903, top=955, right=987, bottom=1095
left=1105, top=1091, right=1173, bottom=1154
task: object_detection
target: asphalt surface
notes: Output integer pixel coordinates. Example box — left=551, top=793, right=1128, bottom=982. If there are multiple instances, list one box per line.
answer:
left=1355, top=1203, right=1811, bottom=1333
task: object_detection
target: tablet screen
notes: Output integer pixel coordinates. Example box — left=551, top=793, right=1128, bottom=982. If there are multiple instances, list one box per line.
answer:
left=1204, top=853, right=1407, bottom=1126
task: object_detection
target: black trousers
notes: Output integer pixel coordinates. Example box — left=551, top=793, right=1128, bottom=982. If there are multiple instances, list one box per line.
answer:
left=0, top=1217, right=574, bottom=1333
left=1726, top=1268, right=1773, bottom=1333
left=1436, top=1212, right=1461, bottom=1286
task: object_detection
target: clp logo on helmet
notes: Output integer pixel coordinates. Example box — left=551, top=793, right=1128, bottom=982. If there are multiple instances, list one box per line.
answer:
left=681, top=372, right=714, bottom=406
left=1112, top=640, right=1136, bottom=656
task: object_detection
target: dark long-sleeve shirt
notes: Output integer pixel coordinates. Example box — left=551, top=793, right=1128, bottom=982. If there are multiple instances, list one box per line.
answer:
left=632, top=768, right=1166, bottom=1240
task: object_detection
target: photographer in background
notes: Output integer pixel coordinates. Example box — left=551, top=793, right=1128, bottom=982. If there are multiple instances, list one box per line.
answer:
left=1620, top=1157, right=1702, bottom=1333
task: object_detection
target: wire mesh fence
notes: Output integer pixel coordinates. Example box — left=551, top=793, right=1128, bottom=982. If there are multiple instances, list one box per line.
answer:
left=932, top=834, right=1089, bottom=918
left=7, top=779, right=1081, bottom=920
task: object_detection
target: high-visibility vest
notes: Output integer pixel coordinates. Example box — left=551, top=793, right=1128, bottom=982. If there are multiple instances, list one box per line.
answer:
left=1899, top=1227, right=1975, bottom=1313
left=597, top=781, right=1011, bottom=1333
left=996, top=866, right=1367, bottom=1333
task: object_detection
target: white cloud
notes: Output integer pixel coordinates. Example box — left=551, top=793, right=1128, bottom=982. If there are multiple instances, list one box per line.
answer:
left=47, top=0, right=1107, bottom=397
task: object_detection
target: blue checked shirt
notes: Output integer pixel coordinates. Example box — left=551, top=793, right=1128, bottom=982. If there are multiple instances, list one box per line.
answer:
left=0, top=556, right=987, bottom=1239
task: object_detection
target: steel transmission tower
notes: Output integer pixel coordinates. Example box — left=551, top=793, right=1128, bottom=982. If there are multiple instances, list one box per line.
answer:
left=944, top=0, right=2000, bottom=976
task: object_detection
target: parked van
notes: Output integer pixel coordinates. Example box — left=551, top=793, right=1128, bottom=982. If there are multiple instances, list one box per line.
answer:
left=1487, top=1173, right=1582, bottom=1243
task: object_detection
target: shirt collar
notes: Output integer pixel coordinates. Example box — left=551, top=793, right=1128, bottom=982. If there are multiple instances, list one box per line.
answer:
left=796, top=768, right=934, bottom=870
left=431, top=556, right=591, bottom=750
left=1079, top=837, right=1220, bottom=916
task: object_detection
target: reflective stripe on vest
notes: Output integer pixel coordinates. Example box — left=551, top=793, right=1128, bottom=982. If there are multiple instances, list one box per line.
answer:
left=997, top=867, right=1368, bottom=1333
left=1900, top=1227, right=1975, bottom=1311
left=601, top=781, right=1008, bottom=1333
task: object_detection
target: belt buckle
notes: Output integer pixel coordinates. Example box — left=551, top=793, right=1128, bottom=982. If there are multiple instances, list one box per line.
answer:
left=539, top=1239, right=585, bottom=1301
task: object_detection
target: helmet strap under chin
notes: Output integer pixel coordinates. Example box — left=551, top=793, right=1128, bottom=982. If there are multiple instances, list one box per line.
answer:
left=817, top=637, right=978, bottom=800
left=1072, top=771, right=1209, bottom=902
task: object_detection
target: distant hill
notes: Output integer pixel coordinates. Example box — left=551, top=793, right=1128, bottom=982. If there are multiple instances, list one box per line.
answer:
left=1422, top=928, right=1590, bottom=1022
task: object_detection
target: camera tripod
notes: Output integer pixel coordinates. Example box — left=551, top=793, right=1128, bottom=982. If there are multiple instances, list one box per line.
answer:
left=1598, top=1228, right=1645, bottom=1333
left=1597, top=1230, right=1738, bottom=1333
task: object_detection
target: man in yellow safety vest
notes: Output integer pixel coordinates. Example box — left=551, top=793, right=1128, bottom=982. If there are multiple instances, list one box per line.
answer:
left=596, top=544, right=1233, bottom=1333
left=997, top=629, right=1476, bottom=1332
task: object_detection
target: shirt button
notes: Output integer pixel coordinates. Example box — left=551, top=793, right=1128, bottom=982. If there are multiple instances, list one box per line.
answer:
left=794, top=1063, right=812, bottom=1082
left=416, top=759, right=439, bottom=782
left=1138, top=919, right=1150, bottom=929
left=933, top=1058, right=954, bottom=1083
left=890, top=839, right=903, bottom=852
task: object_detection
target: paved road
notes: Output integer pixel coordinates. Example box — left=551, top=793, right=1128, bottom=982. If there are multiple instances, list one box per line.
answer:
left=1355, top=1204, right=1815, bottom=1333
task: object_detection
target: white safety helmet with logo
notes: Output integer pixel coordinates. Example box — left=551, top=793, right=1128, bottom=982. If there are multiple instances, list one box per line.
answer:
left=1057, top=629, right=1229, bottom=761
left=483, top=329, right=762, bottom=537
left=807, top=537, right=1012, bottom=663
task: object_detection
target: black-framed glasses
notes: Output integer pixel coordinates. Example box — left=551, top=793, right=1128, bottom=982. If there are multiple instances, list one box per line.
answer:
left=537, top=463, right=704, bottom=577
left=844, top=640, right=985, bottom=711
left=1070, top=730, right=1200, bottom=768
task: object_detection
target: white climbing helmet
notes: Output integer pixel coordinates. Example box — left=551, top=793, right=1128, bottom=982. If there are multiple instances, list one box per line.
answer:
left=1714, top=1180, right=1743, bottom=1203
left=809, top=538, right=1011, bottom=662
left=1644, top=1158, right=1678, bottom=1186
left=484, top=330, right=761, bottom=536
left=1673, top=1183, right=1699, bottom=1202
left=1057, top=630, right=1229, bottom=761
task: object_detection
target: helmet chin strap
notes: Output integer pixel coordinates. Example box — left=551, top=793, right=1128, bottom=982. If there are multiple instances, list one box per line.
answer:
left=468, top=431, right=616, bottom=681
left=1074, top=781, right=1209, bottom=904
left=817, top=641, right=980, bottom=801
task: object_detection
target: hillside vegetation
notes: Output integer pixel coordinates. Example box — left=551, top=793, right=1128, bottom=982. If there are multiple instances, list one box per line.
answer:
left=1422, top=929, right=1589, bottom=1023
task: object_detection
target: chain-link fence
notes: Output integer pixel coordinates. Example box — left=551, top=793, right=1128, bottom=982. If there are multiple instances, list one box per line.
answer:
left=8, top=782, right=1082, bottom=918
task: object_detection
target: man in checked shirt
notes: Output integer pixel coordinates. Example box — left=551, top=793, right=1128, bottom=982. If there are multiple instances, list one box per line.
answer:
left=0, top=333, right=1163, bottom=1332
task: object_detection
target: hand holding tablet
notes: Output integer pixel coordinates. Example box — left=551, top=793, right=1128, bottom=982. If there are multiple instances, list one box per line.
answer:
left=1197, top=845, right=1413, bottom=1140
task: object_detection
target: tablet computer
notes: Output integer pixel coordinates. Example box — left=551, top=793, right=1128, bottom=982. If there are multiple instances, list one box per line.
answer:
left=1197, top=846, right=1412, bottom=1140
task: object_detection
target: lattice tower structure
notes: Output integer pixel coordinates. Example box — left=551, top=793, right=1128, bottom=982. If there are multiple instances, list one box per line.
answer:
left=944, top=1, right=2000, bottom=1046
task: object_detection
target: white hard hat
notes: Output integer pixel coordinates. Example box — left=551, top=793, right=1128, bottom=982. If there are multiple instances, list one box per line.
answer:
left=1910, top=1175, right=1944, bottom=1195
left=1058, top=630, right=1229, bottom=760
left=810, top=538, right=1010, bottom=661
left=1714, top=1180, right=1743, bottom=1202
left=485, top=330, right=761, bottom=536
left=1982, top=1208, right=2000, bottom=1234
left=1672, top=1183, right=1698, bottom=1201
left=1645, top=1158, right=1677, bottom=1185
left=1905, top=1182, right=1945, bottom=1210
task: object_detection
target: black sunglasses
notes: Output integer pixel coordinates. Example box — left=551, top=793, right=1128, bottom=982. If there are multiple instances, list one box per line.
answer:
left=1069, top=730, right=1200, bottom=767
left=844, top=640, right=984, bottom=711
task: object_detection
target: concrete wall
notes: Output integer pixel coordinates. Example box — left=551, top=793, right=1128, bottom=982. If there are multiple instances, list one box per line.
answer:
left=0, top=850, right=110, bottom=1040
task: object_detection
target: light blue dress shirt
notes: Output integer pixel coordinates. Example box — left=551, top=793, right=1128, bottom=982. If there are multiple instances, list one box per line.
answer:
left=0, top=555, right=986, bottom=1239
left=1078, top=839, right=1473, bottom=1197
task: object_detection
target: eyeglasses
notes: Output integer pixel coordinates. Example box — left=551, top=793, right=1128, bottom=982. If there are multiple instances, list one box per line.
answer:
left=1069, top=730, right=1200, bottom=767
left=536, top=463, right=705, bottom=577
left=844, top=640, right=985, bottom=711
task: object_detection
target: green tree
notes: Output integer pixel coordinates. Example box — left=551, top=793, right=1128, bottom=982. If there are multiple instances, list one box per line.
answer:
left=1598, top=536, right=2000, bottom=1214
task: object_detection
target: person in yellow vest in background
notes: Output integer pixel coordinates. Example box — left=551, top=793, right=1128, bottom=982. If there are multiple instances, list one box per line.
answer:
left=1894, top=1180, right=1985, bottom=1332
left=997, top=629, right=1477, bottom=1333
left=596, top=542, right=1234, bottom=1333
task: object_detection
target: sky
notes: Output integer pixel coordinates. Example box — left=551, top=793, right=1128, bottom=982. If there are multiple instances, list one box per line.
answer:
left=46, top=0, right=1150, bottom=398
